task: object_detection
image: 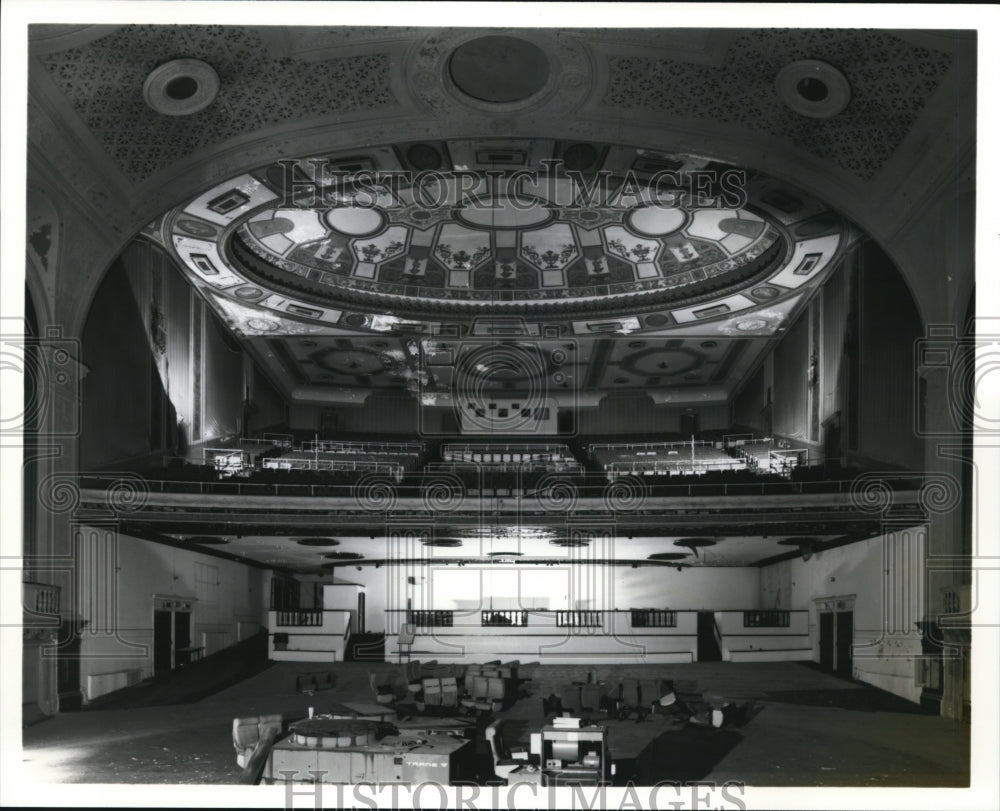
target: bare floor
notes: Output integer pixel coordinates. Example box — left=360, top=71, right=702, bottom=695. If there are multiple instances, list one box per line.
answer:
left=21, top=661, right=968, bottom=787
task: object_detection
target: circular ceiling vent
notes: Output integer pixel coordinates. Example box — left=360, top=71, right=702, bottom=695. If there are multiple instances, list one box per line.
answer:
left=296, top=538, right=341, bottom=547
left=321, top=552, right=364, bottom=560
left=647, top=552, right=689, bottom=562
left=674, top=538, right=717, bottom=549
left=144, top=58, right=220, bottom=116
left=449, top=35, right=550, bottom=103
left=775, top=60, right=851, bottom=119
left=185, top=535, right=229, bottom=545
left=423, top=538, right=463, bottom=548
left=777, top=537, right=820, bottom=547
left=550, top=538, right=590, bottom=548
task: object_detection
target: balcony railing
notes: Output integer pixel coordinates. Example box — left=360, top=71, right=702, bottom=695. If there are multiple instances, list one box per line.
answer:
left=556, top=610, right=601, bottom=627
left=23, top=582, right=60, bottom=615
left=743, top=610, right=791, bottom=627
left=78, top=471, right=924, bottom=501
left=630, top=609, right=677, bottom=628
left=481, top=610, right=529, bottom=627
left=274, top=610, right=323, bottom=627
left=410, top=610, right=454, bottom=628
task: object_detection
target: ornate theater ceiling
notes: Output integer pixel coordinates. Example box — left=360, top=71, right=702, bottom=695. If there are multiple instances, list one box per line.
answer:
left=147, top=138, right=849, bottom=343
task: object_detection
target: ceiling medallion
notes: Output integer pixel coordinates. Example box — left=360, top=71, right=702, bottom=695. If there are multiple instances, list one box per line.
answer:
left=449, top=35, right=551, bottom=104
left=775, top=60, right=851, bottom=119
left=143, top=58, right=220, bottom=116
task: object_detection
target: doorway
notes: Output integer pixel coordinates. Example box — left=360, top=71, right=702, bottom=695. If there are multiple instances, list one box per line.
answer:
left=697, top=611, right=722, bottom=661
left=55, top=619, right=83, bottom=711
left=680, top=412, right=699, bottom=438
left=153, top=610, right=173, bottom=676
left=817, top=601, right=854, bottom=678
left=819, top=612, right=834, bottom=670
left=153, top=598, right=194, bottom=676
left=822, top=412, right=842, bottom=466
left=836, top=611, right=854, bottom=677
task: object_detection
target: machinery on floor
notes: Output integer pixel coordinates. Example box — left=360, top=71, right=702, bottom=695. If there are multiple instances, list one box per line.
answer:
left=264, top=717, right=474, bottom=785
left=484, top=717, right=615, bottom=787
left=234, top=703, right=476, bottom=785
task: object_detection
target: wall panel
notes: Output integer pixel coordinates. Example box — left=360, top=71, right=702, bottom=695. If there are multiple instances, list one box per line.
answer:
left=772, top=310, right=809, bottom=441
left=855, top=244, right=923, bottom=468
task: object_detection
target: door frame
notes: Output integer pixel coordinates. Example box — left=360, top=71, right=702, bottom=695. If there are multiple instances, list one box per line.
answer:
left=813, top=594, right=856, bottom=675
left=696, top=610, right=721, bottom=662
left=152, top=595, right=195, bottom=673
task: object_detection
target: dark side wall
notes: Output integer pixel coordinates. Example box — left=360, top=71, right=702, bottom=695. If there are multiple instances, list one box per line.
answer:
left=80, top=259, right=168, bottom=468
left=731, top=241, right=923, bottom=469
left=80, top=242, right=286, bottom=469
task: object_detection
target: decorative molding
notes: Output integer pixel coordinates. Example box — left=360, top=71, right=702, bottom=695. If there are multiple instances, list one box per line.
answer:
left=407, top=29, right=594, bottom=119
left=39, top=25, right=399, bottom=182
left=600, top=29, right=952, bottom=180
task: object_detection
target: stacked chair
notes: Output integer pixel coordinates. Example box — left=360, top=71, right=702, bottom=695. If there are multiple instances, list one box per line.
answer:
left=371, top=659, right=521, bottom=716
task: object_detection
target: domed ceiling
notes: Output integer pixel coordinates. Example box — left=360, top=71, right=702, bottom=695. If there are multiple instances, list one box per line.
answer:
left=149, top=138, right=848, bottom=339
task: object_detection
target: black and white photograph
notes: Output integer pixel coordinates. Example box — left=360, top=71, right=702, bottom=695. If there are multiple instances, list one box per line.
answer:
left=2, top=3, right=997, bottom=809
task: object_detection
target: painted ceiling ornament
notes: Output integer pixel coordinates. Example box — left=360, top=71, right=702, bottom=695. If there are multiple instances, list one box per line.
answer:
left=157, top=139, right=846, bottom=335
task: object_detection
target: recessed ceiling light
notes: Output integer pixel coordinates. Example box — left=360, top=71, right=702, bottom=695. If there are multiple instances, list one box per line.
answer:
left=143, top=58, right=220, bottom=116
left=184, top=536, right=229, bottom=545
left=674, top=538, right=717, bottom=548
left=775, top=60, right=851, bottom=119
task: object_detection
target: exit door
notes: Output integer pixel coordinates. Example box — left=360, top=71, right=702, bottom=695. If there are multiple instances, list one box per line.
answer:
left=819, top=612, right=834, bottom=670
left=818, top=610, right=853, bottom=677
left=153, top=599, right=194, bottom=675
left=836, top=611, right=854, bottom=677
left=154, top=610, right=173, bottom=676
left=697, top=612, right=722, bottom=661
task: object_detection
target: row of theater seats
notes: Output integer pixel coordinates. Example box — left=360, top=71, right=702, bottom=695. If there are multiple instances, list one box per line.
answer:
left=592, top=442, right=746, bottom=476
left=257, top=440, right=425, bottom=480
left=735, top=441, right=774, bottom=468
left=441, top=444, right=578, bottom=463
left=546, top=677, right=672, bottom=722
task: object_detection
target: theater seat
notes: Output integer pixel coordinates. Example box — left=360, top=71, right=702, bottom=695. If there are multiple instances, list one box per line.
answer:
left=485, top=720, right=524, bottom=783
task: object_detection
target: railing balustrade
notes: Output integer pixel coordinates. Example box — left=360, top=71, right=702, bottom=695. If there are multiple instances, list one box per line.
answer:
left=481, top=609, right=529, bottom=627
left=630, top=609, right=677, bottom=628
left=274, top=610, right=323, bottom=627
left=23, top=582, right=61, bottom=615
left=743, top=610, right=791, bottom=627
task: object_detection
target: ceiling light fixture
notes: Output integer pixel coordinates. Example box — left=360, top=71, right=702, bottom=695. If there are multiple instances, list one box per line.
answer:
left=143, top=58, right=220, bottom=116
left=775, top=60, right=851, bottom=119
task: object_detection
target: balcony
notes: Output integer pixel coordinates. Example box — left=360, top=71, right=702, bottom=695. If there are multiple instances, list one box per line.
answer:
left=23, top=581, right=60, bottom=618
